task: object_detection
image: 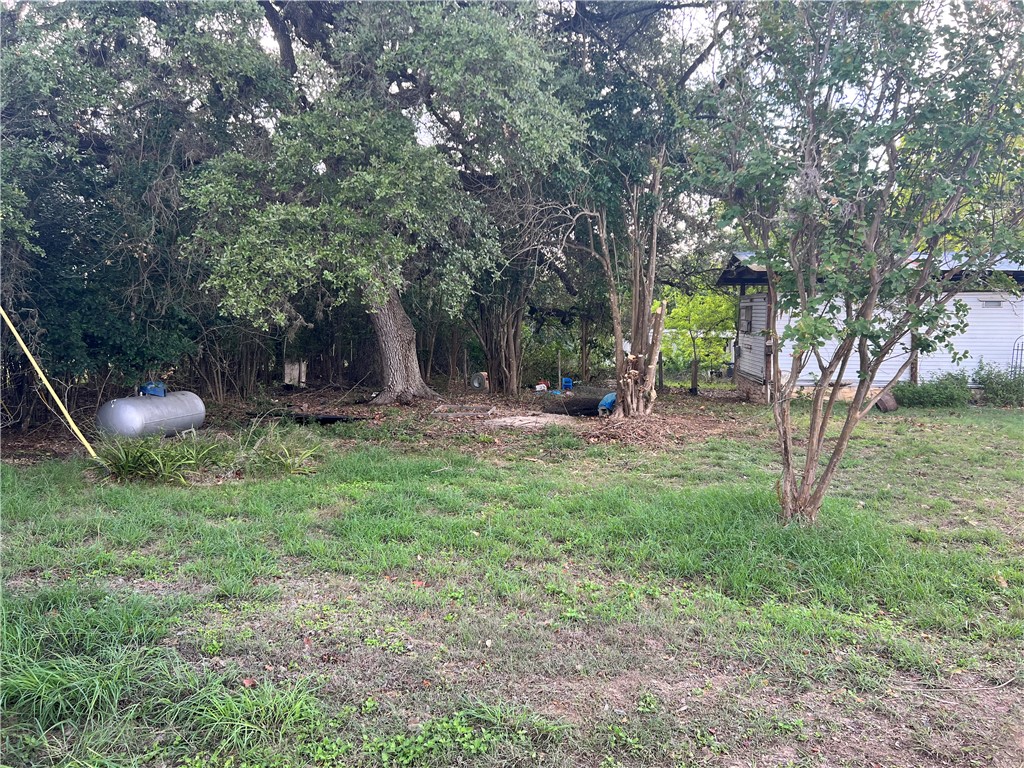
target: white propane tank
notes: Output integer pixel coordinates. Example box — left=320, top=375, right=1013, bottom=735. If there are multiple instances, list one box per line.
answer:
left=95, top=391, right=206, bottom=438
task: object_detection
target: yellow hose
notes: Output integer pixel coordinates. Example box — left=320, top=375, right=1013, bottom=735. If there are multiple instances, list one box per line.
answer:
left=1, top=305, right=97, bottom=458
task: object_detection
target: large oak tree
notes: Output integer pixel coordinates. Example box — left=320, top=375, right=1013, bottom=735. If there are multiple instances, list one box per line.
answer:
left=203, top=1, right=578, bottom=403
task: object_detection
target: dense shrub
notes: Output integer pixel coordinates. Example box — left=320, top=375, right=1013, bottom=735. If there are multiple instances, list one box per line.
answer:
left=892, top=372, right=970, bottom=407
left=974, top=362, right=1024, bottom=407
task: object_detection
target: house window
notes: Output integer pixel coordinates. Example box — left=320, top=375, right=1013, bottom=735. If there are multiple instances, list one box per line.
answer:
left=981, top=300, right=1002, bottom=308
left=740, top=306, right=753, bottom=333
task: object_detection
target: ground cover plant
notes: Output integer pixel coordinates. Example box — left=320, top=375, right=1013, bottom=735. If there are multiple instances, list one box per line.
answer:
left=2, top=391, right=1022, bottom=767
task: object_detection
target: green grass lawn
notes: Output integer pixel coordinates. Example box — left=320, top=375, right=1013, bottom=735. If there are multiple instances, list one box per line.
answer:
left=2, top=393, right=1022, bottom=767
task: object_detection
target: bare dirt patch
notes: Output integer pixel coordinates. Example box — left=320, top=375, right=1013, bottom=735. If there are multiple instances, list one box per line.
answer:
left=482, top=414, right=578, bottom=429
left=1, top=386, right=760, bottom=465
left=1, top=425, right=84, bottom=463
left=576, top=410, right=738, bottom=446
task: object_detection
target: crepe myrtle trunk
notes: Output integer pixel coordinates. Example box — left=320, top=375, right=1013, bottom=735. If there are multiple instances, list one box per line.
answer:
left=367, top=287, right=438, bottom=405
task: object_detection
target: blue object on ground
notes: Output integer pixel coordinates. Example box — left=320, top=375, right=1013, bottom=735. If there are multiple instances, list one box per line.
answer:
left=598, top=391, right=616, bottom=416
left=138, top=381, right=167, bottom=397
left=562, top=377, right=574, bottom=391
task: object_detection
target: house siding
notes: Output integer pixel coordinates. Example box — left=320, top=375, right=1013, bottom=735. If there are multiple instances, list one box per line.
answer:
left=778, top=325, right=912, bottom=388
left=736, top=294, right=769, bottom=382
left=916, top=292, right=1024, bottom=380
left=734, top=291, right=1021, bottom=392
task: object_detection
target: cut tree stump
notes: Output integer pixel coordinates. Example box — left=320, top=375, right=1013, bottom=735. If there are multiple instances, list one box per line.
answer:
left=875, top=392, right=898, bottom=413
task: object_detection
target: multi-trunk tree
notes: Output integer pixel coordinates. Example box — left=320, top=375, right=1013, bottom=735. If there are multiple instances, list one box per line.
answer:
left=696, top=0, right=1024, bottom=523
left=553, top=1, right=732, bottom=417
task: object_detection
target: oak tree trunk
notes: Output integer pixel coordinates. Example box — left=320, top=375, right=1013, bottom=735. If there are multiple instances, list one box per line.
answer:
left=367, top=288, right=438, bottom=405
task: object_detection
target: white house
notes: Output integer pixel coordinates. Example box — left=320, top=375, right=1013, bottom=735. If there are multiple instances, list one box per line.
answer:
left=718, top=254, right=1024, bottom=402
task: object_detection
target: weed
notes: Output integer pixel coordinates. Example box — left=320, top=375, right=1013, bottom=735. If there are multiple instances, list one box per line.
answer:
left=560, top=606, right=588, bottom=622
left=458, top=701, right=569, bottom=741
left=175, top=433, right=234, bottom=469
left=249, top=443, right=320, bottom=477
left=690, top=726, right=727, bottom=755
left=198, top=630, right=224, bottom=657
left=0, top=587, right=173, bottom=731
left=606, top=723, right=645, bottom=754
left=540, top=425, right=584, bottom=450
left=93, top=424, right=321, bottom=485
left=636, top=691, right=661, bottom=714
left=180, top=752, right=297, bottom=768
left=0, top=585, right=323, bottom=764
left=303, top=735, right=356, bottom=765
left=770, top=716, right=806, bottom=737
left=360, top=696, right=379, bottom=715
left=364, top=712, right=499, bottom=766
left=93, top=436, right=197, bottom=484
left=166, top=678, right=323, bottom=752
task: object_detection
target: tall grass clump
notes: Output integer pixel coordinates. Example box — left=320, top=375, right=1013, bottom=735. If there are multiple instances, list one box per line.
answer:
left=94, top=435, right=201, bottom=483
left=1, top=586, right=324, bottom=765
left=892, top=372, right=970, bottom=407
left=1, top=588, right=173, bottom=731
left=164, top=676, right=323, bottom=752
left=93, top=422, right=320, bottom=484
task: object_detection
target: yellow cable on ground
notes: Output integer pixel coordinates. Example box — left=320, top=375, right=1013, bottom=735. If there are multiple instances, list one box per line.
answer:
left=1, top=305, right=97, bottom=458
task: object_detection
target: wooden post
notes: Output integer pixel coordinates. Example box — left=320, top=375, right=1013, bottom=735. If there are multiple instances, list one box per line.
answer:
left=909, top=337, right=919, bottom=385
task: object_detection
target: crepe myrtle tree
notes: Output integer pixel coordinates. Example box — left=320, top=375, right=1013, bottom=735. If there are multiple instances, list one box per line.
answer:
left=695, top=1, right=1024, bottom=523
left=555, top=0, right=737, bottom=418
left=185, top=100, right=496, bottom=404
left=572, top=147, right=670, bottom=418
